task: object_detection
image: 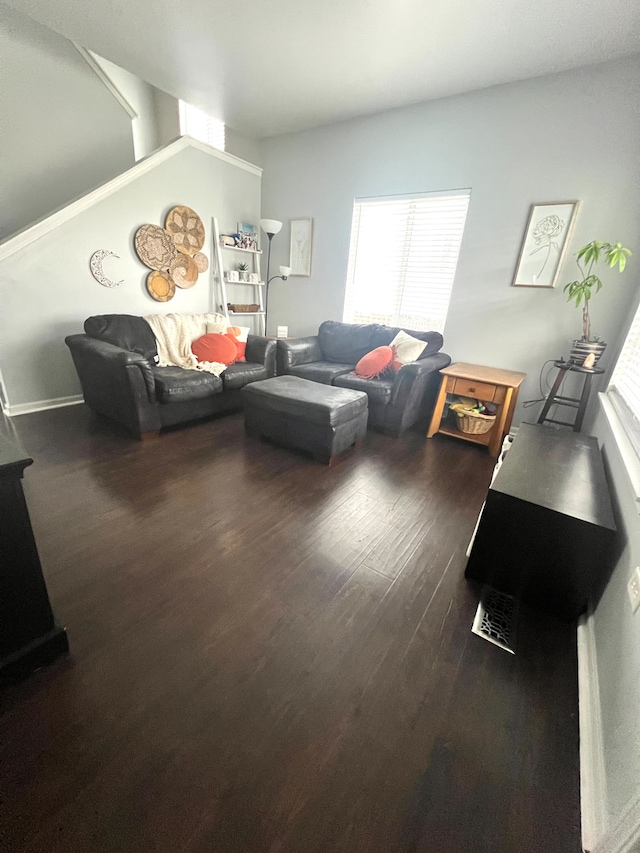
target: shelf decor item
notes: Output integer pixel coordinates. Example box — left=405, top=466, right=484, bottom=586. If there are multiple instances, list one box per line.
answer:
left=563, top=240, right=631, bottom=365
left=289, top=218, right=312, bottom=277
left=227, top=303, right=260, bottom=313
left=237, top=261, right=250, bottom=282
left=512, top=202, right=579, bottom=288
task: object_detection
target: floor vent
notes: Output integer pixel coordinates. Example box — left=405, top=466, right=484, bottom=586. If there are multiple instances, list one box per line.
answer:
left=472, top=586, right=518, bottom=654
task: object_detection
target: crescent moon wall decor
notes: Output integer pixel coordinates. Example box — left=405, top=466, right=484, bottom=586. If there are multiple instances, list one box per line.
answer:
left=90, top=249, right=124, bottom=288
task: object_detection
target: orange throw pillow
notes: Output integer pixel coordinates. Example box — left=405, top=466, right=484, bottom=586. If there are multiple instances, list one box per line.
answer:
left=234, top=340, right=247, bottom=362
left=354, top=346, right=393, bottom=379
left=192, top=333, right=237, bottom=365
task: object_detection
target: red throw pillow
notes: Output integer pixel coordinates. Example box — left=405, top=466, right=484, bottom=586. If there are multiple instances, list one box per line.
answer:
left=192, top=333, right=237, bottom=365
left=234, top=340, right=247, bottom=362
left=354, top=346, right=393, bottom=379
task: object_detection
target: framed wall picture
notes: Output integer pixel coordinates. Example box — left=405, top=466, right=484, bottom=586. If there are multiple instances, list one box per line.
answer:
left=289, top=218, right=312, bottom=276
left=512, top=201, right=579, bottom=288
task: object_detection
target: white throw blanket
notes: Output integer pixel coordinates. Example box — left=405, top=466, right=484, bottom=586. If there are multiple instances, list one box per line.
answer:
left=146, top=312, right=229, bottom=377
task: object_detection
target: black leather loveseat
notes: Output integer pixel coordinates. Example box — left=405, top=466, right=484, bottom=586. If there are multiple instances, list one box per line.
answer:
left=66, top=314, right=276, bottom=439
left=276, top=321, right=451, bottom=437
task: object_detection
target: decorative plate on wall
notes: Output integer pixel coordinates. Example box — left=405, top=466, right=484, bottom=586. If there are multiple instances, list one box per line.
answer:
left=135, top=224, right=177, bottom=271
left=165, top=206, right=205, bottom=256
left=146, top=270, right=176, bottom=302
left=169, top=254, right=199, bottom=289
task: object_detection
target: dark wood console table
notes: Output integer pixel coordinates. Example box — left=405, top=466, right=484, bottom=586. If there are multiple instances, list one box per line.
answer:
left=0, top=433, right=68, bottom=681
left=465, top=423, right=616, bottom=620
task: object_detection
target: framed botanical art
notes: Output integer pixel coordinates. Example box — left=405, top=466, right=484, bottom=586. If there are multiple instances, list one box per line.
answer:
left=289, top=218, right=312, bottom=276
left=512, top=201, right=579, bottom=288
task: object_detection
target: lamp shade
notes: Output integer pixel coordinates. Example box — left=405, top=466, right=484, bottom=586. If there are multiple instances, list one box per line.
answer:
left=260, top=219, right=283, bottom=236
left=279, top=265, right=291, bottom=277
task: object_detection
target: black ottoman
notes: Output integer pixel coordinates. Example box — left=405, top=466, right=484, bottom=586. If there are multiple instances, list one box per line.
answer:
left=241, top=375, right=368, bottom=465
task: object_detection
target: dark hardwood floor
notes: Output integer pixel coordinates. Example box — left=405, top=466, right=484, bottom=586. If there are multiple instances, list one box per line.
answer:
left=0, top=406, right=581, bottom=853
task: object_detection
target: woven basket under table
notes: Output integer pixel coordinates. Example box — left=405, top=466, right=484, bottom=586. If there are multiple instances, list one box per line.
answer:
left=456, top=411, right=497, bottom=435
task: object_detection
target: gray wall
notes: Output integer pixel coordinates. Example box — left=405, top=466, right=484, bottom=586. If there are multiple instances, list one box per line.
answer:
left=0, top=145, right=261, bottom=408
left=0, top=3, right=135, bottom=240
left=260, top=55, right=640, bottom=425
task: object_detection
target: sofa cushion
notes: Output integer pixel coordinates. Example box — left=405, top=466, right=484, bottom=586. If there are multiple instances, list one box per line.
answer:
left=371, top=325, right=443, bottom=359
left=288, top=361, right=353, bottom=385
left=241, top=376, right=367, bottom=427
left=85, top=314, right=158, bottom=362
left=333, top=373, right=394, bottom=404
left=318, top=321, right=379, bottom=364
left=152, top=366, right=222, bottom=403
left=222, top=362, right=268, bottom=390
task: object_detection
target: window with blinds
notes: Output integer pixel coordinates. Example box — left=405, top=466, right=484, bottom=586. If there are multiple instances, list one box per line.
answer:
left=342, top=190, right=470, bottom=333
left=179, top=101, right=225, bottom=151
left=609, top=301, right=640, bottom=456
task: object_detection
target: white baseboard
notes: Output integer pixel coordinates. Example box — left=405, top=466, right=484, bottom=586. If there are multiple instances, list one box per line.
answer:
left=578, top=610, right=608, bottom=852
left=3, top=395, right=84, bottom=417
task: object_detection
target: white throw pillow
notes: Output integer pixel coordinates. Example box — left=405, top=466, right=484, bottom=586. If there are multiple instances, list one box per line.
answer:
left=390, top=330, right=426, bottom=368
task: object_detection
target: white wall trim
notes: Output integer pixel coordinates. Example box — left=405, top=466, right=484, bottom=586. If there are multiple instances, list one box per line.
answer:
left=0, top=136, right=262, bottom=263
left=3, top=395, right=84, bottom=418
left=73, top=45, right=139, bottom=119
left=578, top=609, right=608, bottom=852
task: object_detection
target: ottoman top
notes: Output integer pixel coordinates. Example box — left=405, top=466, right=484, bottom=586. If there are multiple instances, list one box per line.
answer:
left=242, top=375, right=368, bottom=427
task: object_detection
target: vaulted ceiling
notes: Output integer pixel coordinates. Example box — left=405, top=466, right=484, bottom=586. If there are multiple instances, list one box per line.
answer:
left=6, top=0, right=640, bottom=138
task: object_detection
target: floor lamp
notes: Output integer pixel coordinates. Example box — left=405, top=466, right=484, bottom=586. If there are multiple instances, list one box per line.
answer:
left=260, top=218, right=283, bottom=333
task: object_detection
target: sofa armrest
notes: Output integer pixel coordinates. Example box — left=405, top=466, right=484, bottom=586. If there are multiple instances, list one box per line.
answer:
left=390, top=353, right=451, bottom=407
left=65, top=334, right=161, bottom=438
left=66, top=334, right=155, bottom=400
left=245, top=335, right=277, bottom=377
left=276, top=336, right=323, bottom=373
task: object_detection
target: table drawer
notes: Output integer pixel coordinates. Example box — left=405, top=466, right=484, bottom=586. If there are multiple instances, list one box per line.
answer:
left=453, top=378, right=497, bottom=401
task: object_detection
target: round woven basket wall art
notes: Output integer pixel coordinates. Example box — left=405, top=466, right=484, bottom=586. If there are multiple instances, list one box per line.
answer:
left=146, top=270, right=176, bottom=302
left=193, top=251, right=209, bottom=273
left=165, top=206, right=205, bottom=256
left=169, top=254, right=199, bottom=289
left=135, top=224, right=177, bottom=271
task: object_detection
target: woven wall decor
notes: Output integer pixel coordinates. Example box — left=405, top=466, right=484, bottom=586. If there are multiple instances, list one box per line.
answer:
left=165, top=206, right=205, bottom=256
left=193, top=251, right=209, bottom=273
left=169, top=254, right=199, bottom=289
left=135, top=224, right=177, bottom=271
left=146, top=270, right=176, bottom=302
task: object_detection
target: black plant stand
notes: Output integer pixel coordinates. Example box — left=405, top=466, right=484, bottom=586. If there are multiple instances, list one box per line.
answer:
left=537, top=360, right=605, bottom=432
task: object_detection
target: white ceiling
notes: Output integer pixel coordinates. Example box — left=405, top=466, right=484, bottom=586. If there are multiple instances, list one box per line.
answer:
left=7, top=0, right=640, bottom=139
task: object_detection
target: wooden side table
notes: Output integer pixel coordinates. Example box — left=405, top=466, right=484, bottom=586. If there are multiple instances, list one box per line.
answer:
left=427, top=363, right=526, bottom=457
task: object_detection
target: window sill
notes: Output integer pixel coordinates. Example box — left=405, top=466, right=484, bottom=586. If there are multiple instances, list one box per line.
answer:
left=599, top=391, right=640, bottom=513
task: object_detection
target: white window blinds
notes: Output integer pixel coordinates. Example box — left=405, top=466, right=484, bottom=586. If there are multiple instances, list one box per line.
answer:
left=343, top=190, right=470, bottom=333
left=179, top=101, right=225, bottom=151
left=609, top=301, right=640, bottom=447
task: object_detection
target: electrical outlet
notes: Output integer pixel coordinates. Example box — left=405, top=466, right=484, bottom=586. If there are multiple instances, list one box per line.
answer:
left=627, top=567, right=640, bottom=613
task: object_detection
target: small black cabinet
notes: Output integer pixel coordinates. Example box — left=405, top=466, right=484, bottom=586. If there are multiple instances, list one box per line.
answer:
left=465, top=423, right=616, bottom=621
left=0, top=433, right=68, bottom=680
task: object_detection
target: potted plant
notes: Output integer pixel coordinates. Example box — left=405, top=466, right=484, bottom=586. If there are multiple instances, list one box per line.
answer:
left=237, top=261, right=250, bottom=282
left=564, top=240, right=631, bottom=365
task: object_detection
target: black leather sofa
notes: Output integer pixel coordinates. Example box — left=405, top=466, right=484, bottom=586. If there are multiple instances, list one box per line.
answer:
left=276, top=321, right=451, bottom=437
left=66, top=314, right=276, bottom=439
